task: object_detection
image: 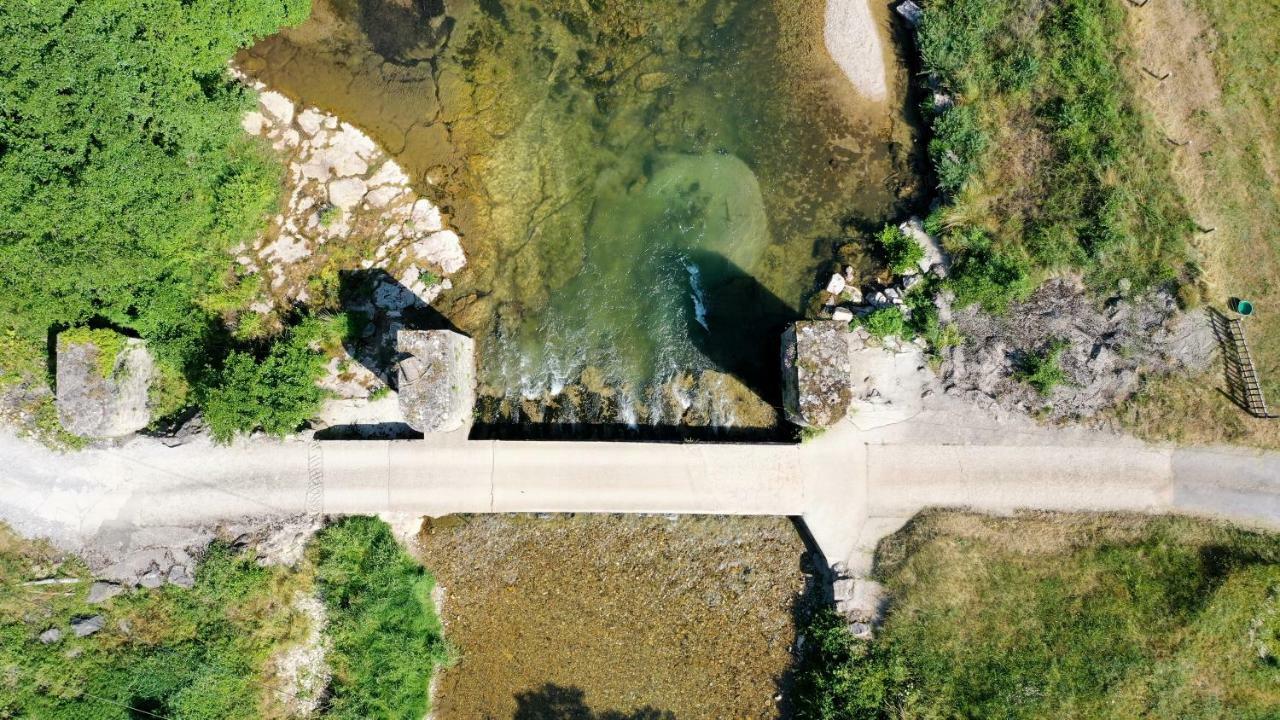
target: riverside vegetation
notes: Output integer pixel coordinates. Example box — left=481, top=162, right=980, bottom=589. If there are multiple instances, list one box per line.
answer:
left=794, top=511, right=1280, bottom=719
left=917, top=0, right=1193, bottom=309
left=0, top=0, right=337, bottom=443
left=0, top=517, right=446, bottom=719
left=890, top=0, right=1279, bottom=439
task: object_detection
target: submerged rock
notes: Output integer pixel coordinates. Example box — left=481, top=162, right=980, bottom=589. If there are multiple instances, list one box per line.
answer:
left=396, top=330, right=476, bottom=433
left=56, top=330, right=153, bottom=438
left=781, top=321, right=852, bottom=428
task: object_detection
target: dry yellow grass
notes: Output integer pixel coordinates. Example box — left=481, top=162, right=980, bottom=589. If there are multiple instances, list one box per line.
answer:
left=1119, top=0, right=1280, bottom=447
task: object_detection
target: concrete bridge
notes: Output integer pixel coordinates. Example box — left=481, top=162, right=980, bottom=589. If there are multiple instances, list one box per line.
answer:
left=3, top=403, right=1278, bottom=586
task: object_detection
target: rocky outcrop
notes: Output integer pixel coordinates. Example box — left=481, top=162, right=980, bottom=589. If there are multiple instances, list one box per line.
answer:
left=231, top=72, right=465, bottom=322
left=782, top=321, right=853, bottom=428
left=56, top=331, right=153, bottom=438
left=937, top=278, right=1218, bottom=419
left=396, top=330, right=476, bottom=433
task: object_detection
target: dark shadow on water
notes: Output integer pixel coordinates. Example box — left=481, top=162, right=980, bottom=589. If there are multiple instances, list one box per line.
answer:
left=468, top=421, right=796, bottom=444
left=513, top=684, right=675, bottom=720
left=685, top=249, right=798, bottom=414
left=469, top=250, right=801, bottom=443
left=355, top=0, right=449, bottom=66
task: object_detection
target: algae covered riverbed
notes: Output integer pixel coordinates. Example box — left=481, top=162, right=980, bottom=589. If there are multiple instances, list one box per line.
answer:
left=411, top=514, right=815, bottom=719
left=240, top=0, right=919, bottom=431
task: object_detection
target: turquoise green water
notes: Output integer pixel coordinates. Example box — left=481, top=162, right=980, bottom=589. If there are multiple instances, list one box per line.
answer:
left=243, top=0, right=919, bottom=430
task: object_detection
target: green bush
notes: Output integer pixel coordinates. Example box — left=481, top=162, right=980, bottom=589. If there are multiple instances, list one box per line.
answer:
left=0, top=0, right=309, bottom=418
left=861, top=307, right=907, bottom=339
left=873, top=226, right=926, bottom=275
left=1017, top=339, right=1071, bottom=395
left=202, top=317, right=334, bottom=442
left=313, top=517, right=449, bottom=720
left=946, top=229, right=1034, bottom=312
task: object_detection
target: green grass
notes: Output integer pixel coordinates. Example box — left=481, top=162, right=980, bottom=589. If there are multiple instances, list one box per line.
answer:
left=56, top=328, right=128, bottom=380
left=312, top=517, right=451, bottom=720
left=1116, top=0, right=1280, bottom=449
left=793, top=512, right=1280, bottom=719
left=1017, top=339, right=1071, bottom=395
left=1, top=516, right=447, bottom=719
left=0, top=526, right=304, bottom=720
left=918, top=0, right=1193, bottom=310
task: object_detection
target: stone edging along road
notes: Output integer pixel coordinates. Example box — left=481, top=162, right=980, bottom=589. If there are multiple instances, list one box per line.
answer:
left=1, top=419, right=1278, bottom=576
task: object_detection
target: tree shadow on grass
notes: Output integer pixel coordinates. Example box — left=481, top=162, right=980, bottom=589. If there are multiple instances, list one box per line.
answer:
left=513, top=684, right=675, bottom=720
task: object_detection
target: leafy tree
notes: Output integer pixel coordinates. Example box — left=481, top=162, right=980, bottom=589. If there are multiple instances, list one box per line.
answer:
left=0, top=0, right=309, bottom=396
left=201, top=317, right=332, bottom=442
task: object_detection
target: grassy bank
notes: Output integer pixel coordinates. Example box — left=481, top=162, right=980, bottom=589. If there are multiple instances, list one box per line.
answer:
left=794, top=512, right=1280, bottom=719
left=0, top=517, right=445, bottom=719
left=918, top=0, right=1194, bottom=311
left=1116, top=0, right=1280, bottom=447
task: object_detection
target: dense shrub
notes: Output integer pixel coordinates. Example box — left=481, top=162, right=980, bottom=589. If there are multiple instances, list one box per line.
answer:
left=1017, top=339, right=1070, bottom=395
left=0, top=0, right=309, bottom=410
left=202, top=316, right=335, bottom=442
left=860, top=307, right=907, bottom=339
left=313, top=517, right=449, bottom=720
left=873, top=226, right=926, bottom=275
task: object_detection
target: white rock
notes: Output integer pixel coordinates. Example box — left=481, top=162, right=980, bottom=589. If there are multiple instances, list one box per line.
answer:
left=330, top=147, right=368, bottom=178
left=413, top=229, right=466, bottom=274
left=899, top=217, right=951, bottom=276
left=338, top=122, right=380, bottom=159
left=365, top=185, right=401, bottom=209
left=369, top=161, right=411, bottom=188
left=846, top=286, right=864, bottom=304
left=825, top=273, right=847, bottom=295
left=832, top=307, right=855, bottom=323
left=328, top=177, right=368, bottom=210
left=297, top=108, right=325, bottom=136
left=241, top=111, right=267, bottom=136
left=410, top=200, right=444, bottom=233
left=259, top=90, right=295, bottom=126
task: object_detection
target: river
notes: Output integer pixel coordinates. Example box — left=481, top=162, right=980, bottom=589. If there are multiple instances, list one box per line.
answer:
left=240, top=0, right=919, bottom=436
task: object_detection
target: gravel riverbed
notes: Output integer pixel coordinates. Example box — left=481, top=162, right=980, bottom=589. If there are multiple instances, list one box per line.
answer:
left=412, top=514, right=815, bottom=719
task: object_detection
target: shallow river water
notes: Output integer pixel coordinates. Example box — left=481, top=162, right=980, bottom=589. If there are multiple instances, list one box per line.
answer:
left=241, top=0, right=918, bottom=433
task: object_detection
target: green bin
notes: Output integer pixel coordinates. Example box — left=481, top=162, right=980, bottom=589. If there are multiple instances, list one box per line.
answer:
left=1235, top=299, right=1255, bottom=316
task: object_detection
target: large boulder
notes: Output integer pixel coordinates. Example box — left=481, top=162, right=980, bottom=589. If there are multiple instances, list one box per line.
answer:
left=396, top=330, right=476, bottom=433
left=56, top=329, right=153, bottom=438
left=781, top=321, right=852, bottom=428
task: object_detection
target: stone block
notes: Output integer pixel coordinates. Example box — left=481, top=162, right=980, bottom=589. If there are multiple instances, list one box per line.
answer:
left=396, top=330, right=476, bottom=433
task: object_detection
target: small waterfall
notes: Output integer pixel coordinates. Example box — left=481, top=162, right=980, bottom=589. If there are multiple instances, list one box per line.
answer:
left=685, top=260, right=710, bottom=332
